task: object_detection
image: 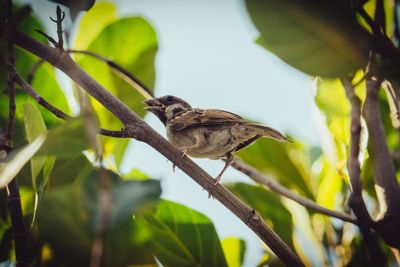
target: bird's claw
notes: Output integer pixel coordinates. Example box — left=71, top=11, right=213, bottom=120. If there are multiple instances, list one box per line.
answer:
left=179, top=148, right=187, bottom=157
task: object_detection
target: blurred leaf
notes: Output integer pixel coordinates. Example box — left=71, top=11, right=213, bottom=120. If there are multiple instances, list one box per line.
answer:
left=246, top=0, right=371, bottom=77
left=137, top=200, right=228, bottom=267
left=226, top=183, right=294, bottom=249
left=316, top=157, right=343, bottom=210
left=23, top=103, right=47, bottom=187
left=74, top=11, right=157, bottom=170
left=221, top=237, right=246, bottom=267
left=315, top=78, right=350, bottom=154
left=0, top=134, right=46, bottom=188
left=48, top=153, right=92, bottom=186
left=237, top=139, right=315, bottom=199
left=37, top=168, right=161, bottom=266
left=111, top=179, right=161, bottom=227
left=73, top=2, right=117, bottom=50
left=38, top=117, right=91, bottom=156
left=121, top=168, right=150, bottom=181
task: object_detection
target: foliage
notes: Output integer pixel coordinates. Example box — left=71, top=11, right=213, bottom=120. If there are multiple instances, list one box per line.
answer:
left=1, top=0, right=400, bottom=266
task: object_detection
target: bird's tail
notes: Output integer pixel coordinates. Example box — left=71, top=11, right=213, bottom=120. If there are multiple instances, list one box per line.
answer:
left=248, top=123, right=292, bottom=142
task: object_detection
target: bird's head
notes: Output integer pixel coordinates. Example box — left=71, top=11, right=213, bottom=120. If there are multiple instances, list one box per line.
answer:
left=144, top=95, right=192, bottom=124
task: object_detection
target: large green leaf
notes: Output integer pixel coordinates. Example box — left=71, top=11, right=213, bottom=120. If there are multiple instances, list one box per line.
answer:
left=73, top=2, right=118, bottom=50
left=23, top=104, right=48, bottom=186
left=37, top=168, right=161, bottom=266
left=137, top=200, right=228, bottom=267
left=74, top=4, right=157, bottom=169
left=226, top=183, right=294, bottom=249
left=246, top=0, right=372, bottom=77
left=37, top=117, right=91, bottom=157
left=237, top=138, right=315, bottom=199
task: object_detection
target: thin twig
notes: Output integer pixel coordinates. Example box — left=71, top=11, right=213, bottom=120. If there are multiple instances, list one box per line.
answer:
left=27, top=49, right=154, bottom=100
left=12, top=30, right=304, bottom=267
left=231, top=159, right=358, bottom=224
left=27, top=58, right=45, bottom=84
left=90, top=168, right=112, bottom=267
left=3, top=1, right=30, bottom=265
left=68, top=49, right=154, bottom=99
left=342, top=78, right=387, bottom=265
left=34, top=29, right=58, bottom=47
left=51, top=6, right=65, bottom=49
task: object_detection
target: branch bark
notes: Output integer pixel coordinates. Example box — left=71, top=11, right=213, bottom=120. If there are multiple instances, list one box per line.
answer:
left=11, top=30, right=304, bottom=266
left=363, top=78, right=400, bottom=249
left=342, top=78, right=387, bottom=265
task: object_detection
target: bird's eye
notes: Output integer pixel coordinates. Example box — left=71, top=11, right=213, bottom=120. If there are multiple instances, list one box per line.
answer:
left=166, top=96, right=174, bottom=103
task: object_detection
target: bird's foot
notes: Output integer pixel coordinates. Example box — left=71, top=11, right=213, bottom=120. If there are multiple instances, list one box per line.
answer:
left=213, top=174, right=222, bottom=185
left=179, top=148, right=187, bottom=157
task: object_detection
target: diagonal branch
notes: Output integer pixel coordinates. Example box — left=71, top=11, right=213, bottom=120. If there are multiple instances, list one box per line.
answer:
left=11, top=30, right=305, bottom=267
left=27, top=49, right=154, bottom=100
left=342, top=78, right=387, bottom=265
left=231, top=159, right=357, bottom=223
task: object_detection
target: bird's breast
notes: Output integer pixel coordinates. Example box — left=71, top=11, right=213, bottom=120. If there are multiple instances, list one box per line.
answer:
left=166, top=124, right=259, bottom=159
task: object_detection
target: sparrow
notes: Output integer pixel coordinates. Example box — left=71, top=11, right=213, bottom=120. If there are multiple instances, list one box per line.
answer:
left=145, top=95, right=291, bottom=184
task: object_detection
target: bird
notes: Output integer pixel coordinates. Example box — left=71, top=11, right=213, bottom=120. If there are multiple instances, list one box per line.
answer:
left=144, top=95, right=291, bottom=184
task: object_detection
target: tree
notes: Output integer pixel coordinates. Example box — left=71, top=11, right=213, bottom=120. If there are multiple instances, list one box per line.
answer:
left=0, top=0, right=399, bottom=266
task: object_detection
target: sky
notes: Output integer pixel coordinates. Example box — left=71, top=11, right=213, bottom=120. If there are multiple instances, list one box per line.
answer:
left=20, top=0, right=319, bottom=265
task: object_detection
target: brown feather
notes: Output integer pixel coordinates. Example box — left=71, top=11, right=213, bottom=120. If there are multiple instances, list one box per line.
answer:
left=169, top=109, right=242, bottom=130
left=246, top=123, right=292, bottom=142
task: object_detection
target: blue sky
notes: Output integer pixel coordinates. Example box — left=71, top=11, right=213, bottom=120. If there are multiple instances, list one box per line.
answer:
left=22, top=0, right=319, bottom=265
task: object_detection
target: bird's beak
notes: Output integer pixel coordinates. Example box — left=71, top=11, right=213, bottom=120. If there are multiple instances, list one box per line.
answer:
left=144, top=98, right=164, bottom=112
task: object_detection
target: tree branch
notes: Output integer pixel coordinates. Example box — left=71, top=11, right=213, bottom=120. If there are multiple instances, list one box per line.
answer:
left=2, top=1, right=30, bottom=265
left=27, top=49, right=154, bottom=100
left=363, top=78, right=400, bottom=249
left=342, top=78, right=387, bottom=265
left=11, top=30, right=304, bottom=266
left=231, top=159, right=357, bottom=223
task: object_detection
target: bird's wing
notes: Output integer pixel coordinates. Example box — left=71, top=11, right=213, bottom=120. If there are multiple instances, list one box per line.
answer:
left=169, top=108, right=243, bottom=130
left=246, top=123, right=292, bottom=142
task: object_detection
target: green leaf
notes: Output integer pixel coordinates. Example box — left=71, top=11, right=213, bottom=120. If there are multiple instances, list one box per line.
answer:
left=0, top=134, right=46, bottom=188
left=73, top=2, right=118, bottom=50
left=111, top=179, right=162, bottom=227
left=37, top=168, right=161, bottom=266
left=226, top=183, right=294, bottom=249
left=237, top=139, right=315, bottom=199
left=137, top=200, right=228, bottom=267
left=23, top=103, right=48, bottom=186
left=74, top=12, right=157, bottom=169
left=246, top=0, right=371, bottom=77
left=38, top=117, right=91, bottom=156
left=221, top=237, right=246, bottom=267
